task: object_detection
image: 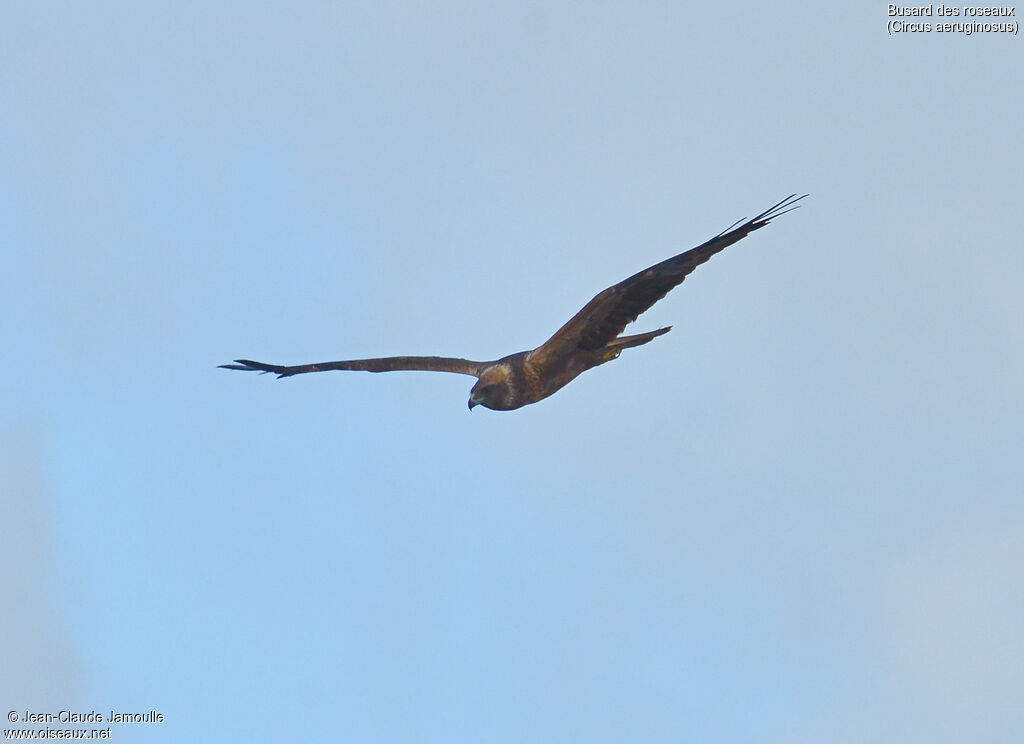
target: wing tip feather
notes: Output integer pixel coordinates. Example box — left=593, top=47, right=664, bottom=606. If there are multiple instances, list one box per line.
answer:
left=218, top=359, right=291, bottom=378
left=754, top=193, right=808, bottom=226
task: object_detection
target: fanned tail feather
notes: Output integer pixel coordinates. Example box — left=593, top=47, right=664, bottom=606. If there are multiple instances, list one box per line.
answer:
left=608, top=326, right=672, bottom=350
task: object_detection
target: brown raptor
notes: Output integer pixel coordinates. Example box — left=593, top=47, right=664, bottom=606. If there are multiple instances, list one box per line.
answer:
left=221, top=194, right=806, bottom=411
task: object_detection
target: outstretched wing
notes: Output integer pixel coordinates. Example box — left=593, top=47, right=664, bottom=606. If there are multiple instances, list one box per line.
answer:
left=220, top=356, right=487, bottom=379
left=536, top=194, right=806, bottom=358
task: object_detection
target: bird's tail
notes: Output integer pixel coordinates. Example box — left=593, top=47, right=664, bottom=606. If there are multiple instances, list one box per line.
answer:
left=608, top=326, right=672, bottom=351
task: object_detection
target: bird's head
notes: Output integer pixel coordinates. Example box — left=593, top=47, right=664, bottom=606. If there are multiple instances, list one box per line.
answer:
left=468, top=365, right=512, bottom=411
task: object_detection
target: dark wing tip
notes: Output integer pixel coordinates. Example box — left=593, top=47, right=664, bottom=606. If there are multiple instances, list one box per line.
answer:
left=218, top=359, right=259, bottom=371
left=752, top=193, right=808, bottom=226
left=714, top=193, right=808, bottom=239
left=218, top=359, right=290, bottom=377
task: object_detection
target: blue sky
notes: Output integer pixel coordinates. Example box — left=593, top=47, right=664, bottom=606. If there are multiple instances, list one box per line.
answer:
left=2, top=3, right=1022, bottom=742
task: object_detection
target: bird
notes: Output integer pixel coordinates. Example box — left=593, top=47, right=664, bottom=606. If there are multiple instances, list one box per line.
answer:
left=221, top=194, right=806, bottom=411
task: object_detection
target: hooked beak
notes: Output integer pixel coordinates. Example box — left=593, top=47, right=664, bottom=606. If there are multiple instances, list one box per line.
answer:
left=468, top=398, right=477, bottom=411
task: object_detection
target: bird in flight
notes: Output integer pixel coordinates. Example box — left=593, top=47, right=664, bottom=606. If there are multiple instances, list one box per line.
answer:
left=221, top=194, right=805, bottom=411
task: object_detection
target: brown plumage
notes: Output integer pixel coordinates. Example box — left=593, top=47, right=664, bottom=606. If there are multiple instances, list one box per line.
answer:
left=221, top=194, right=805, bottom=411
